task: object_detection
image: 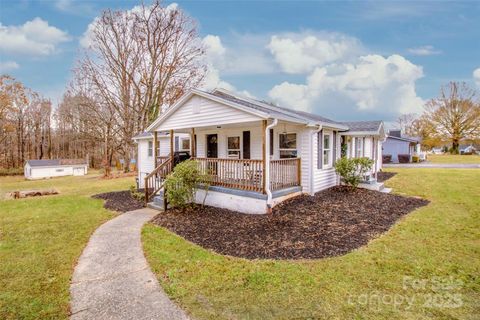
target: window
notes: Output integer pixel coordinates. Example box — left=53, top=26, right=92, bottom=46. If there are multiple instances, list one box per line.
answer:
left=180, top=138, right=190, bottom=151
left=148, top=141, right=153, bottom=157
left=279, top=133, right=297, bottom=158
left=323, top=133, right=331, bottom=167
left=227, top=136, right=240, bottom=158
left=355, top=137, right=363, bottom=158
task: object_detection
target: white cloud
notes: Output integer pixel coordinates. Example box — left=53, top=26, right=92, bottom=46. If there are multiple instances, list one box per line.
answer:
left=473, top=68, right=480, bottom=87
left=0, top=61, right=19, bottom=73
left=0, top=18, right=70, bottom=56
left=267, top=32, right=363, bottom=74
left=201, top=35, right=253, bottom=98
left=54, top=0, right=95, bottom=16
left=408, top=45, right=442, bottom=56
left=269, top=54, right=425, bottom=118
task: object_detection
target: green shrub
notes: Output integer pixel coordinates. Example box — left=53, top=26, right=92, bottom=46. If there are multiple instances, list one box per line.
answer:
left=129, top=185, right=145, bottom=201
left=334, top=157, right=374, bottom=189
left=164, top=160, right=210, bottom=210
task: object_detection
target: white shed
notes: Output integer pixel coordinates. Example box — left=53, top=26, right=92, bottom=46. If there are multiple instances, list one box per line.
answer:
left=24, top=159, right=88, bottom=180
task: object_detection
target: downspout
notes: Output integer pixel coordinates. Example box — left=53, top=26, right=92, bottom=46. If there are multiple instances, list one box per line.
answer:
left=265, top=119, right=278, bottom=212
left=310, top=124, right=323, bottom=196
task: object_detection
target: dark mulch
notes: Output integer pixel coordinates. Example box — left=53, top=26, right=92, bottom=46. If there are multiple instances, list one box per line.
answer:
left=92, top=190, right=145, bottom=212
left=152, top=186, right=429, bottom=260
left=377, top=171, right=397, bottom=182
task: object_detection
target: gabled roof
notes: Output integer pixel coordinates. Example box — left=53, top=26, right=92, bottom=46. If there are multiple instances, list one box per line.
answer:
left=341, top=120, right=383, bottom=133
left=386, top=135, right=418, bottom=143
left=339, top=120, right=385, bottom=136
left=146, top=88, right=349, bottom=131
left=211, top=89, right=347, bottom=129
left=26, top=159, right=87, bottom=167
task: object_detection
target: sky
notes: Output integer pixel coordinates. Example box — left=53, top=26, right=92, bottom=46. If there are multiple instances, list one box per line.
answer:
left=0, top=0, right=479, bottom=124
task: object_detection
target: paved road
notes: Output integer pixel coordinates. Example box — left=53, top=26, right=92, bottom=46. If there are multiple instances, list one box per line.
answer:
left=70, top=208, right=189, bottom=320
left=383, top=163, right=480, bottom=169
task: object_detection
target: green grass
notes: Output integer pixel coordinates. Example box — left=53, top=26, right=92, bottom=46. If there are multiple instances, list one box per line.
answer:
left=143, top=169, right=480, bottom=319
left=428, top=154, right=480, bottom=164
left=0, top=172, right=134, bottom=319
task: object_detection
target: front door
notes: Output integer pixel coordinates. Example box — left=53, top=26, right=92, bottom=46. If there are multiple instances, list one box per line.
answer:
left=206, top=134, right=218, bottom=175
left=206, top=134, right=218, bottom=158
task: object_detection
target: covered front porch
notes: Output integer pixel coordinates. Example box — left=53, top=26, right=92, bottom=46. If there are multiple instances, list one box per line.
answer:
left=145, top=119, right=303, bottom=213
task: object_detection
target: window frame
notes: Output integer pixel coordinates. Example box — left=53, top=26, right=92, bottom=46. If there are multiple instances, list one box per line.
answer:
left=179, top=138, right=190, bottom=151
left=278, top=132, right=297, bottom=159
left=323, top=132, right=332, bottom=168
left=355, top=137, right=363, bottom=158
left=227, top=136, right=241, bottom=158
left=147, top=141, right=153, bottom=157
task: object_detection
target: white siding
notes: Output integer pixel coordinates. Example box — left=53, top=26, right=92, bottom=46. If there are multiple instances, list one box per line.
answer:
left=137, top=133, right=194, bottom=188
left=26, top=165, right=87, bottom=180
left=137, top=139, right=154, bottom=188
left=299, top=128, right=312, bottom=194
left=383, top=138, right=411, bottom=163
left=195, top=124, right=263, bottom=159
left=377, top=139, right=383, bottom=171
left=158, top=95, right=263, bottom=131
left=312, top=129, right=338, bottom=193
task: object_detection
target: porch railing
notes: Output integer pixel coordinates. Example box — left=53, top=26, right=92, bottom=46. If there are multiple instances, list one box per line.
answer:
left=270, top=158, right=301, bottom=191
left=193, top=157, right=301, bottom=193
left=156, top=156, right=170, bottom=165
left=144, top=158, right=173, bottom=204
left=193, top=158, right=264, bottom=192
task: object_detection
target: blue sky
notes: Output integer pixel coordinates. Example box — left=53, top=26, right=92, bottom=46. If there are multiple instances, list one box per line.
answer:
left=1, top=0, right=479, bottom=123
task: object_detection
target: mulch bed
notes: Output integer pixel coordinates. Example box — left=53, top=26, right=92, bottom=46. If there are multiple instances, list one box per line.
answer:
left=377, top=171, right=397, bottom=182
left=151, top=186, right=429, bottom=260
left=92, top=190, right=145, bottom=212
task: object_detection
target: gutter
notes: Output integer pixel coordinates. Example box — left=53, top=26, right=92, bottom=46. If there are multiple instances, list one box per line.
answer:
left=265, top=119, right=278, bottom=212
left=310, top=124, right=323, bottom=196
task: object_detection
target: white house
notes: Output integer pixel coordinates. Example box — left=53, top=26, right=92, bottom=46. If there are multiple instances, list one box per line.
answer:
left=24, top=159, right=88, bottom=180
left=134, top=88, right=386, bottom=214
left=383, top=130, right=420, bottom=163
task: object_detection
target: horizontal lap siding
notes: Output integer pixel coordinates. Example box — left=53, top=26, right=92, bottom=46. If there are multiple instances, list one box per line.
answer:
left=31, top=166, right=74, bottom=178
left=195, top=125, right=263, bottom=159
left=312, top=129, right=338, bottom=193
left=300, top=128, right=311, bottom=193
left=159, top=96, right=262, bottom=131
left=138, top=140, right=154, bottom=188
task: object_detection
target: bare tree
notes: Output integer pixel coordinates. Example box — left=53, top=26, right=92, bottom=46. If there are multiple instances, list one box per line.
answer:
left=424, top=82, right=480, bottom=153
left=396, top=113, right=417, bottom=136
left=72, top=1, right=206, bottom=172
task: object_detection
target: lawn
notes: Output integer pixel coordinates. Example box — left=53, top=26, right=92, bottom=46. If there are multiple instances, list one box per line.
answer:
left=0, top=172, right=134, bottom=319
left=427, top=154, right=480, bottom=164
left=143, top=168, right=480, bottom=319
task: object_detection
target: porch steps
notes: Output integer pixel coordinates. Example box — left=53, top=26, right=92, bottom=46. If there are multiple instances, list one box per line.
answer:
left=380, top=187, right=392, bottom=193
left=358, top=181, right=391, bottom=193
left=146, top=191, right=166, bottom=211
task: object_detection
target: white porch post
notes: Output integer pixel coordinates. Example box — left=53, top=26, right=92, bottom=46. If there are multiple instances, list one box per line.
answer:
left=264, top=119, right=278, bottom=214
left=153, top=131, right=158, bottom=168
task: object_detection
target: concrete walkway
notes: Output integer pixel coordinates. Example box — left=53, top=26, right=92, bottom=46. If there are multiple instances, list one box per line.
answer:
left=383, top=163, right=479, bottom=169
left=70, top=208, right=189, bottom=320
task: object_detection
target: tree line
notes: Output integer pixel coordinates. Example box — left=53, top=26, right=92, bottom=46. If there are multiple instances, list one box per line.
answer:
left=1, top=1, right=206, bottom=175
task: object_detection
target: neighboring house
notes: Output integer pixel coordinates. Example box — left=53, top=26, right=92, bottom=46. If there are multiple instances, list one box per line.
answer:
left=134, top=88, right=386, bottom=214
left=459, top=144, right=478, bottom=155
left=24, top=159, right=88, bottom=180
left=383, top=130, right=420, bottom=163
